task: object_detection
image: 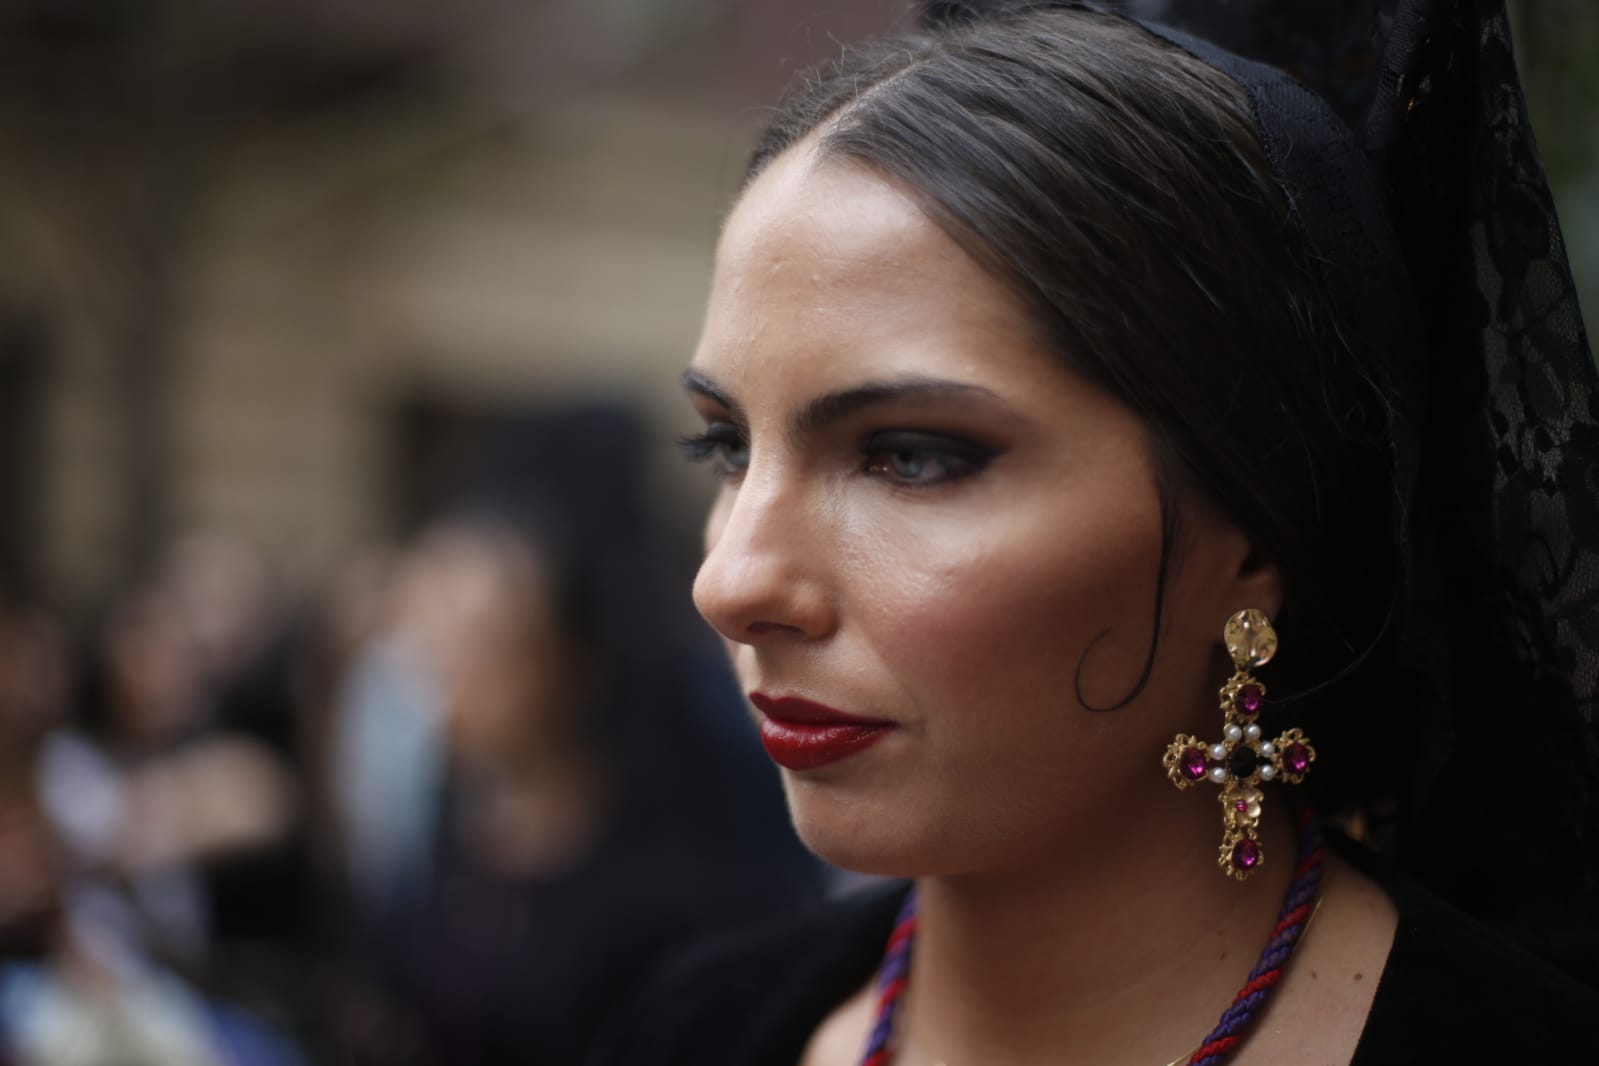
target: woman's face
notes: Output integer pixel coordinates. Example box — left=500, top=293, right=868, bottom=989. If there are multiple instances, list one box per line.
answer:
left=686, top=143, right=1275, bottom=877
left=392, top=527, right=573, bottom=771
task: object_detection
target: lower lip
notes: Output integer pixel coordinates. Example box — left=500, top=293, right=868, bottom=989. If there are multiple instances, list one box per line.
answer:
left=758, top=718, right=893, bottom=771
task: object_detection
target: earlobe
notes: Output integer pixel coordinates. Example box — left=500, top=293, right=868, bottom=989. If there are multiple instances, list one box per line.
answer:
left=1191, top=512, right=1284, bottom=623
left=1177, top=491, right=1284, bottom=623
left=1232, top=548, right=1285, bottom=622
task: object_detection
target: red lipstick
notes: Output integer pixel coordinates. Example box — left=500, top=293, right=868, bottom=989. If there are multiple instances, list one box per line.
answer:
left=749, top=693, right=894, bottom=771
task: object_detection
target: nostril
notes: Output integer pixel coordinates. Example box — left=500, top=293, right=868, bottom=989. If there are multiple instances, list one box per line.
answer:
left=746, top=620, right=802, bottom=637
left=693, top=557, right=828, bottom=645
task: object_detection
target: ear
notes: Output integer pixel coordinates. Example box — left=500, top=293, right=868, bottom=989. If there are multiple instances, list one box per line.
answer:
left=1229, top=544, right=1285, bottom=622
left=1173, top=495, right=1286, bottom=635
left=1184, top=505, right=1284, bottom=624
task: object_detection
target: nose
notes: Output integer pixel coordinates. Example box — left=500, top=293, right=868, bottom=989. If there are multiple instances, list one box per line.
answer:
left=692, top=472, right=834, bottom=646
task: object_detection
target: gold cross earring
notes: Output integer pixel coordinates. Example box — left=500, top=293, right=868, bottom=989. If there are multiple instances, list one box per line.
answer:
left=1163, top=609, right=1316, bottom=879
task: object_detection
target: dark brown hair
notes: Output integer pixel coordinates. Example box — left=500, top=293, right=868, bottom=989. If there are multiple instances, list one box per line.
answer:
left=744, top=7, right=1400, bottom=808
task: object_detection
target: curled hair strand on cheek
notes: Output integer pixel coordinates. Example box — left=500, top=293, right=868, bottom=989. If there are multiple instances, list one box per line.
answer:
left=1075, top=465, right=1182, bottom=713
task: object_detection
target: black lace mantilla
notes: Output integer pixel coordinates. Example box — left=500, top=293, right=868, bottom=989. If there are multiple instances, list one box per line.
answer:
left=1380, top=0, right=1599, bottom=978
left=921, top=0, right=1599, bottom=980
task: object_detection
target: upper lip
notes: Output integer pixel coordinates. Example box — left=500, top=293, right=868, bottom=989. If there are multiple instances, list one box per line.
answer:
left=749, top=692, right=893, bottom=727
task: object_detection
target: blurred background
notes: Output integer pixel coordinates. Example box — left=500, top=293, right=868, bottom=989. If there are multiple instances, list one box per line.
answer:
left=0, top=1, right=1590, bottom=1063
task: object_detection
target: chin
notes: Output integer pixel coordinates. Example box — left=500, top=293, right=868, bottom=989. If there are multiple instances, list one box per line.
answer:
left=783, top=783, right=980, bottom=879
left=783, top=781, right=912, bottom=876
left=799, top=828, right=932, bottom=880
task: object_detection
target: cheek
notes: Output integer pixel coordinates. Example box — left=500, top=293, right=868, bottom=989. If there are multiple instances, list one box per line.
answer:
left=856, top=488, right=1168, bottom=725
left=799, top=488, right=1177, bottom=875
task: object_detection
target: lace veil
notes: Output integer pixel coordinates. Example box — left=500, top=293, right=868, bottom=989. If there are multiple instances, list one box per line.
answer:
left=923, top=0, right=1599, bottom=981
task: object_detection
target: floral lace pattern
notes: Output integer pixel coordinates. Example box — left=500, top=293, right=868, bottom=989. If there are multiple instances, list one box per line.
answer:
left=1386, top=1, right=1599, bottom=968
left=926, top=0, right=1599, bottom=979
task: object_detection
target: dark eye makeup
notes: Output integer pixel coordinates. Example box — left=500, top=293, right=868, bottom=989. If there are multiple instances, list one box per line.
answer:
left=862, top=430, right=995, bottom=486
left=677, top=422, right=996, bottom=488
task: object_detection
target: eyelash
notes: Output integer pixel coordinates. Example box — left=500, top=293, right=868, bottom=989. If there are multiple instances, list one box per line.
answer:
left=676, top=425, right=993, bottom=487
left=676, top=422, right=748, bottom=479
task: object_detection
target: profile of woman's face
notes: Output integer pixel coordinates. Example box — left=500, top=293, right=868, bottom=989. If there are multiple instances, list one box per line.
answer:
left=685, top=141, right=1273, bottom=878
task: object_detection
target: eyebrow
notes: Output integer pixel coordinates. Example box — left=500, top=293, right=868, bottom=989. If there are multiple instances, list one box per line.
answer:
left=681, top=368, right=1006, bottom=436
left=681, top=368, right=744, bottom=423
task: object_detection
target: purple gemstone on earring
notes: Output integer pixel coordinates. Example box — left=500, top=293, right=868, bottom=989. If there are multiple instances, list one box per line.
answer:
left=1180, top=747, right=1208, bottom=781
left=1284, top=743, right=1311, bottom=775
left=1233, top=839, right=1262, bottom=870
left=1235, top=684, right=1263, bottom=716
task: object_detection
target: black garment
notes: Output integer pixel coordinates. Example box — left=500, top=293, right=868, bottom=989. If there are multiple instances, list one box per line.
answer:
left=351, top=673, right=820, bottom=1065
left=409, top=809, right=800, bottom=1066
left=593, top=842, right=1599, bottom=1065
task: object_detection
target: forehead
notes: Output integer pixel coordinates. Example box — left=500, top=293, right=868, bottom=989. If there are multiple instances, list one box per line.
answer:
left=695, top=142, right=1038, bottom=387
left=717, top=145, right=959, bottom=294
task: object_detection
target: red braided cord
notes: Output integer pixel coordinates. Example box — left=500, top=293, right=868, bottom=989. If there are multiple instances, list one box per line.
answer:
left=875, top=977, right=908, bottom=1010
left=1232, top=969, right=1283, bottom=1002
left=1270, top=902, right=1314, bottom=938
left=1189, top=1036, right=1240, bottom=1060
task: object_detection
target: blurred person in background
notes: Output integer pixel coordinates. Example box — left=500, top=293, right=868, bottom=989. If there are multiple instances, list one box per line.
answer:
left=58, top=533, right=298, bottom=970
left=0, top=540, right=308, bottom=1066
left=0, top=596, right=70, bottom=967
left=320, top=404, right=817, bottom=1065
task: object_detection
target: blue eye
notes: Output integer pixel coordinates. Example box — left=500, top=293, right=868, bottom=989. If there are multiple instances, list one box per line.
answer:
left=863, top=432, right=990, bottom=486
left=676, top=422, right=749, bottom=479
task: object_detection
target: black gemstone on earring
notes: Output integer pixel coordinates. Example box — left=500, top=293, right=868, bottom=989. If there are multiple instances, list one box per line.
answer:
left=1228, top=745, right=1259, bottom=779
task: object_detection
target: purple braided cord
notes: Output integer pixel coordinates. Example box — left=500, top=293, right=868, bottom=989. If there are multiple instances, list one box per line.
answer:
left=860, top=891, right=919, bottom=1064
left=1189, top=814, right=1326, bottom=1066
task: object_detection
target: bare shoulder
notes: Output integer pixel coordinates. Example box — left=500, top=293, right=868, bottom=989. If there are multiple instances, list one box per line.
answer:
left=1307, top=849, right=1402, bottom=961
left=798, top=976, right=876, bottom=1066
left=1235, top=851, right=1398, bottom=1066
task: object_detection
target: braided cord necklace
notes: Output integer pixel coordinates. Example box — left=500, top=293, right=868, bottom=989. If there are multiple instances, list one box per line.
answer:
left=860, top=807, right=1326, bottom=1066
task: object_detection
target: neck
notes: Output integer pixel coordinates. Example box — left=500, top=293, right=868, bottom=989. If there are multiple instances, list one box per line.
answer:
left=899, top=791, right=1299, bottom=1066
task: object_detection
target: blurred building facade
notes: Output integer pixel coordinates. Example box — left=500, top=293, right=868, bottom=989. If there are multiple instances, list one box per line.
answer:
left=0, top=0, right=1592, bottom=617
left=0, top=0, right=911, bottom=613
